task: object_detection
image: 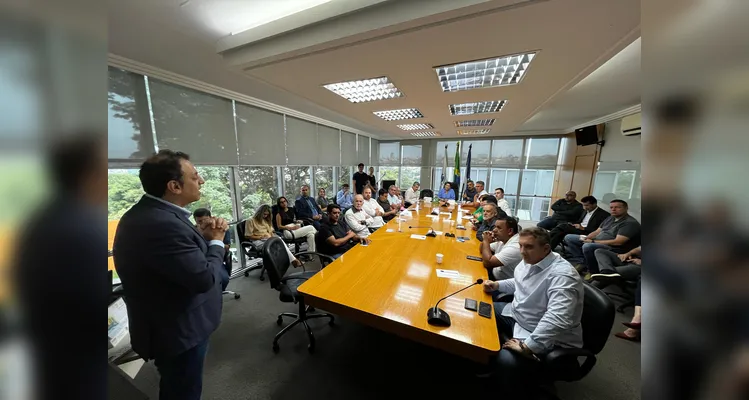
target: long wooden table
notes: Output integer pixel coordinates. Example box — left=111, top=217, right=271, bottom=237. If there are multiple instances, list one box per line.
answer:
left=298, top=201, right=500, bottom=363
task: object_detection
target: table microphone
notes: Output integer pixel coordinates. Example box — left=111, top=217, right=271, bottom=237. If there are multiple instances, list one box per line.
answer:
left=427, top=278, right=484, bottom=327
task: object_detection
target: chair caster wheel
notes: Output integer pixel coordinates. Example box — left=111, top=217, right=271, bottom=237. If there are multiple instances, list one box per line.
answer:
left=328, top=319, right=335, bottom=326
left=234, top=293, right=240, bottom=299
left=307, top=343, right=315, bottom=354
left=276, top=316, right=283, bottom=326
left=259, top=276, right=265, bottom=281
left=272, top=343, right=280, bottom=353
left=308, top=306, right=316, bottom=312
left=244, top=272, right=249, bottom=277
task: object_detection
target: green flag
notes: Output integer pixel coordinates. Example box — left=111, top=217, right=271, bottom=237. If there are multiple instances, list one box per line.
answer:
left=453, top=142, right=461, bottom=193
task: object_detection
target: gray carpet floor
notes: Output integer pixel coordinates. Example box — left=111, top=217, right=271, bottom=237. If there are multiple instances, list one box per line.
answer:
left=132, top=261, right=641, bottom=400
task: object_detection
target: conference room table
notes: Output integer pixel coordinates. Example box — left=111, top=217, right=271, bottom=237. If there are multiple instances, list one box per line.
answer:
left=298, top=201, right=500, bottom=364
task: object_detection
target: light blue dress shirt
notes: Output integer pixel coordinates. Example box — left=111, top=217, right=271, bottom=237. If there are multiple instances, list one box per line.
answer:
left=437, top=188, right=455, bottom=200
left=498, top=251, right=584, bottom=354
left=144, top=194, right=224, bottom=248
left=336, top=190, right=353, bottom=209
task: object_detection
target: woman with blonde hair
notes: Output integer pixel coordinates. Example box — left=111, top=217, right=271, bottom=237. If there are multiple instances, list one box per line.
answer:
left=244, top=204, right=302, bottom=267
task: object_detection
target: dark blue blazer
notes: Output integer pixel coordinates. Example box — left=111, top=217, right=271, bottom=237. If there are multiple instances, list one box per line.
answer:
left=294, top=196, right=320, bottom=221
left=113, top=195, right=227, bottom=360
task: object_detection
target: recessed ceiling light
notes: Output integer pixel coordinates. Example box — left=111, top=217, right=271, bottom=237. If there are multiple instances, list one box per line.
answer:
left=454, top=119, right=495, bottom=127
left=397, top=123, right=434, bottom=130
left=449, top=100, right=507, bottom=116
left=373, top=108, right=423, bottom=121
left=435, top=52, right=536, bottom=92
left=457, top=129, right=491, bottom=135
left=323, top=76, right=403, bottom=103
left=410, top=131, right=441, bottom=137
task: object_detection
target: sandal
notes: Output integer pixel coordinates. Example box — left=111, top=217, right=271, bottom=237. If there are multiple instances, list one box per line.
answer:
left=614, top=331, right=640, bottom=342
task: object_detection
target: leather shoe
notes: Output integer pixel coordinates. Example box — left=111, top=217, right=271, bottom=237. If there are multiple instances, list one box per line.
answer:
left=614, top=331, right=640, bottom=342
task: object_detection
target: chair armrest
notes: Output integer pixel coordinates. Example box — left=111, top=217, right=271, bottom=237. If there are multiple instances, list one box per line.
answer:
left=545, top=347, right=596, bottom=382
left=279, top=275, right=310, bottom=284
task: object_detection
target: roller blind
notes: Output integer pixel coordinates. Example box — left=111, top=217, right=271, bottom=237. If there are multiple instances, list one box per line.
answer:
left=148, top=78, right=237, bottom=164
left=286, top=116, right=318, bottom=165
left=107, top=67, right=155, bottom=161
left=317, top=125, right=340, bottom=165
left=235, top=102, right=285, bottom=165
left=379, top=142, right=400, bottom=165
left=357, top=135, right=370, bottom=165
left=341, top=131, right=357, bottom=165
left=371, top=139, right=379, bottom=166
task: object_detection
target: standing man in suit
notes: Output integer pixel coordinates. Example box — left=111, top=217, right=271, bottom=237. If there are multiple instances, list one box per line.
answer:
left=113, top=150, right=229, bottom=400
left=547, top=196, right=610, bottom=250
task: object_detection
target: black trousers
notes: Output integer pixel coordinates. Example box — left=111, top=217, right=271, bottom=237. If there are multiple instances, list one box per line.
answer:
left=549, top=223, right=585, bottom=250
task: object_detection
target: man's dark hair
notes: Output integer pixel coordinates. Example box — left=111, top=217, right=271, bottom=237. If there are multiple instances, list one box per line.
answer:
left=495, top=187, right=504, bottom=194
left=358, top=163, right=364, bottom=167
left=496, top=215, right=519, bottom=234
left=610, top=199, right=628, bottom=207
left=47, top=133, right=102, bottom=192
left=482, top=195, right=498, bottom=205
left=378, top=188, right=388, bottom=197
left=466, top=179, right=474, bottom=184
left=327, top=204, right=341, bottom=214
left=476, top=180, right=485, bottom=186
left=581, top=195, right=597, bottom=205
left=193, top=208, right=211, bottom=218
left=342, top=183, right=349, bottom=188
left=139, top=150, right=190, bottom=197
left=519, top=226, right=551, bottom=246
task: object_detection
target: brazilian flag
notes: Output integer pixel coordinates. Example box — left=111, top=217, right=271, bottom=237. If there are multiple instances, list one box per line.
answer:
left=452, top=142, right=460, bottom=196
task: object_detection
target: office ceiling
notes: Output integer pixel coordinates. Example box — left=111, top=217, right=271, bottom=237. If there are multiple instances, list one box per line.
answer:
left=109, top=0, right=640, bottom=140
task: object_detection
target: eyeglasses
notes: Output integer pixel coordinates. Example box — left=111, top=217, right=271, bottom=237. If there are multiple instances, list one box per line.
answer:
left=445, top=233, right=455, bottom=238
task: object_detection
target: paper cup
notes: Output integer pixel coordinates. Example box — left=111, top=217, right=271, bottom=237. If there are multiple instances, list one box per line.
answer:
left=436, top=253, right=444, bottom=264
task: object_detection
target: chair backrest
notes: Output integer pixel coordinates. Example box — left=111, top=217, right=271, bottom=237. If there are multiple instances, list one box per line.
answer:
left=581, top=282, right=616, bottom=354
left=420, top=189, right=434, bottom=199
left=236, top=219, right=247, bottom=241
left=261, top=237, right=292, bottom=290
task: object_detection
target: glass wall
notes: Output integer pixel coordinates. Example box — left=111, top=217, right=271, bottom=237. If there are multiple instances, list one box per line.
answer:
left=108, top=169, right=142, bottom=220
left=432, top=137, right=561, bottom=219
left=314, top=166, right=334, bottom=198
left=237, top=167, right=279, bottom=218
left=283, top=166, right=310, bottom=200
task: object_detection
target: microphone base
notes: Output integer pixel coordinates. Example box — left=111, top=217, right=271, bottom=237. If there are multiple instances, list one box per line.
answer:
left=427, top=307, right=451, bottom=327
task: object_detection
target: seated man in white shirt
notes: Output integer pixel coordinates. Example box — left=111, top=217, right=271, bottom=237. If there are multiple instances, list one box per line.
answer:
left=480, top=215, right=522, bottom=281
left=494, top=187, right=513, bottom=216
left=360, top=186, right=385, bottom=228
left=344, top=194, right=375, bottom=238
left=404, top=181, right=420, bottom=207
left=387, top=185, right=403, bottom=210
left=481, top=227, right=583, bottom=393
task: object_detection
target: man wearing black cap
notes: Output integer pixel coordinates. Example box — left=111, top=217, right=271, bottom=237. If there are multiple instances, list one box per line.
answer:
left=352, top=163, right=369, bottom=195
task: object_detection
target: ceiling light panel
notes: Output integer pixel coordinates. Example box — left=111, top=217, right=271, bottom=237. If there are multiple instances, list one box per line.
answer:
left=454, top=119, right=495, bottom=127
left=323, top=76, right=403, bottom=103
left=410, top=131, right=441, bottom=138
left=435, top=53, right=536, bottom=92
left=449, top=100, right=507, bottom=116
left=397, top=123, right=434, bottom=131
left=373, top=108, right=423, bottom=121
left=457, top=129, right=491, bottom=135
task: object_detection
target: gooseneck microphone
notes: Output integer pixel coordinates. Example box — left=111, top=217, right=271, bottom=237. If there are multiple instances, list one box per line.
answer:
left=427, top=278, right=484, bottom=327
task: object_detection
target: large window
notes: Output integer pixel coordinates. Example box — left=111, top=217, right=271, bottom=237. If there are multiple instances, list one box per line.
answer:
left=187, top=167, right=233, bottom=220
left=379, top=142, right=400, bottom=165
left=283, top=166, right=310, bottom=200
left=379, top=166, right=399, bottom=183
left=314, top=166, right=334, bottom=197
left=400, top=167, right=421, bottom=188
left=337, top=166, right=351, bottom=190
left=238, top=167, right=279, bottom=218
left=433, top=138, right=561, bottom=219
left=108, top=169, right=142, bottom=220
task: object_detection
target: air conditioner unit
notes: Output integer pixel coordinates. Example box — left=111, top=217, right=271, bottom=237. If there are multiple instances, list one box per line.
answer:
left=621, top=113, right=641, bottom=136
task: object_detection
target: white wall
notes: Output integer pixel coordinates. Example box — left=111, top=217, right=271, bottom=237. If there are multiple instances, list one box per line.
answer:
left=599, top=119, right=641, bottom=162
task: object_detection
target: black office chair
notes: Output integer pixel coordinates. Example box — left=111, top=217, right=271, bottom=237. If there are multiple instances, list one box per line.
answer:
left=235, top=219, right=266, bottom=280
left=222, top=246, right=240, bottom=300
left=262, top=237, right=336, bottom=353
left=420, top=189, right=434, bottom=199
left=542, top=283, right=615, bottom=385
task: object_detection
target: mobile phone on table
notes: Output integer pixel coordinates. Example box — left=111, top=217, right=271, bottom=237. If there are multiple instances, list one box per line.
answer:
left=464, top=298, right=478, bottom=311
